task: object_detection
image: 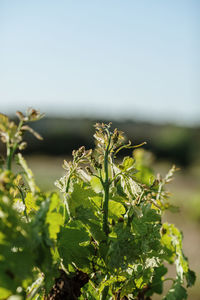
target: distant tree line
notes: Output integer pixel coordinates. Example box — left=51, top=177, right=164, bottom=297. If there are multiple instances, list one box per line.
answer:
left=1, top=117, right=200, bottom=167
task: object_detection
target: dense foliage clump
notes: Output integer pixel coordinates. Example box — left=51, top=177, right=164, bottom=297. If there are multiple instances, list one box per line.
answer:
left=0, top=110, right=196, bottom=299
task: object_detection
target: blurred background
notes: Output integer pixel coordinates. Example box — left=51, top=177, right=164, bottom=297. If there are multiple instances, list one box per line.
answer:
left=0, top=1, right=199, bottom=299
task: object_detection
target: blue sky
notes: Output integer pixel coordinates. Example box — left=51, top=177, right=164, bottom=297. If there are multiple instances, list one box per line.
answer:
left=0, top=0, right=199, bottom=124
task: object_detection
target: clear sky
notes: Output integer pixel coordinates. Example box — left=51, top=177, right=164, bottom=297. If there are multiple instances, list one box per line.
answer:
left=0, top=0, right=199, bottom=124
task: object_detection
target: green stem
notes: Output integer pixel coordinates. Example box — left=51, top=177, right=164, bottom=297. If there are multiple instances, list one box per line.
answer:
left=63, top=173, right=72, bottom=223
left=6, top=120, right=24, bottom=171
left=102, top=137, right=111, bottom=236
left=63, top=194, right=70, bottom=223
left=156, top=181, right=164, bottom=202
left=163, top=277, right=175, bottom=283
left=65, top=173, right=72, bottom=193
left=7, top=144, right=18, bottom=170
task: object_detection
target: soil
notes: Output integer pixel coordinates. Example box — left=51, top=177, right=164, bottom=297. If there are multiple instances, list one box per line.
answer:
left=46, top=269, right=89, bottom=300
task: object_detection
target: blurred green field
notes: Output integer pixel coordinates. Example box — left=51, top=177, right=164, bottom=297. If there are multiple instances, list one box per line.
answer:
left=22, top=154, right=200, bottom=300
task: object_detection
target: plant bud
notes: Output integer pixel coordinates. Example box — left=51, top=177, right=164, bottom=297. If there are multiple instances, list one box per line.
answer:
left=77, top=146, right=85, bottom=157
left=19, top=142, right=27, bottom=150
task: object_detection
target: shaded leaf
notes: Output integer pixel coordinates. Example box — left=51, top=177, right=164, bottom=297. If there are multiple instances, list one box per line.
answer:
left=58, top=221, right=93, bottom=269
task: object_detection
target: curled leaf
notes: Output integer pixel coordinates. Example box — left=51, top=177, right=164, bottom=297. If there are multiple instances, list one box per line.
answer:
left=21, top=125, right=43, bottom=140
left=16, top=111, right=26, bottom=121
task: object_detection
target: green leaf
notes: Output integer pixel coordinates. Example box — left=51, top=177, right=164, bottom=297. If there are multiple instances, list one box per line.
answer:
left=80, top=281, right=100, bottom=299
left=142, top=205, right=161, bottom=222
left=68, top=183, right=96, bottom=216
left=46, top=212, right=63, bottom=239
left=147, top=265, right=168, bottom=295
left=164, top=281, right=187, bottom=300
left=58, top=221, right=93, bottom=269
left=132, top=217, right=148, bottom=235
left=119, top=156, right=135, bottom=172
left=76, top=206, right=105, bottom=241
left=0, top=196, right=34, bottom=294
left=108, top=200, right=126, bottom=220
left=106, top=224, right=141, bottom=269
left=161, top=223, right=189, bottom=280
left=25, top=192, right=39, bottom=214
left=90, top=176, right=103, bottom=193
left=45, top=193, right=63, bottom=239
left=185, top=269, right=196, bottom=287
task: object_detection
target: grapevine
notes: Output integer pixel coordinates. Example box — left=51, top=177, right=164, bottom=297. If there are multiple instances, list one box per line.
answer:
left=0, top=110, right=196, bottom=299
